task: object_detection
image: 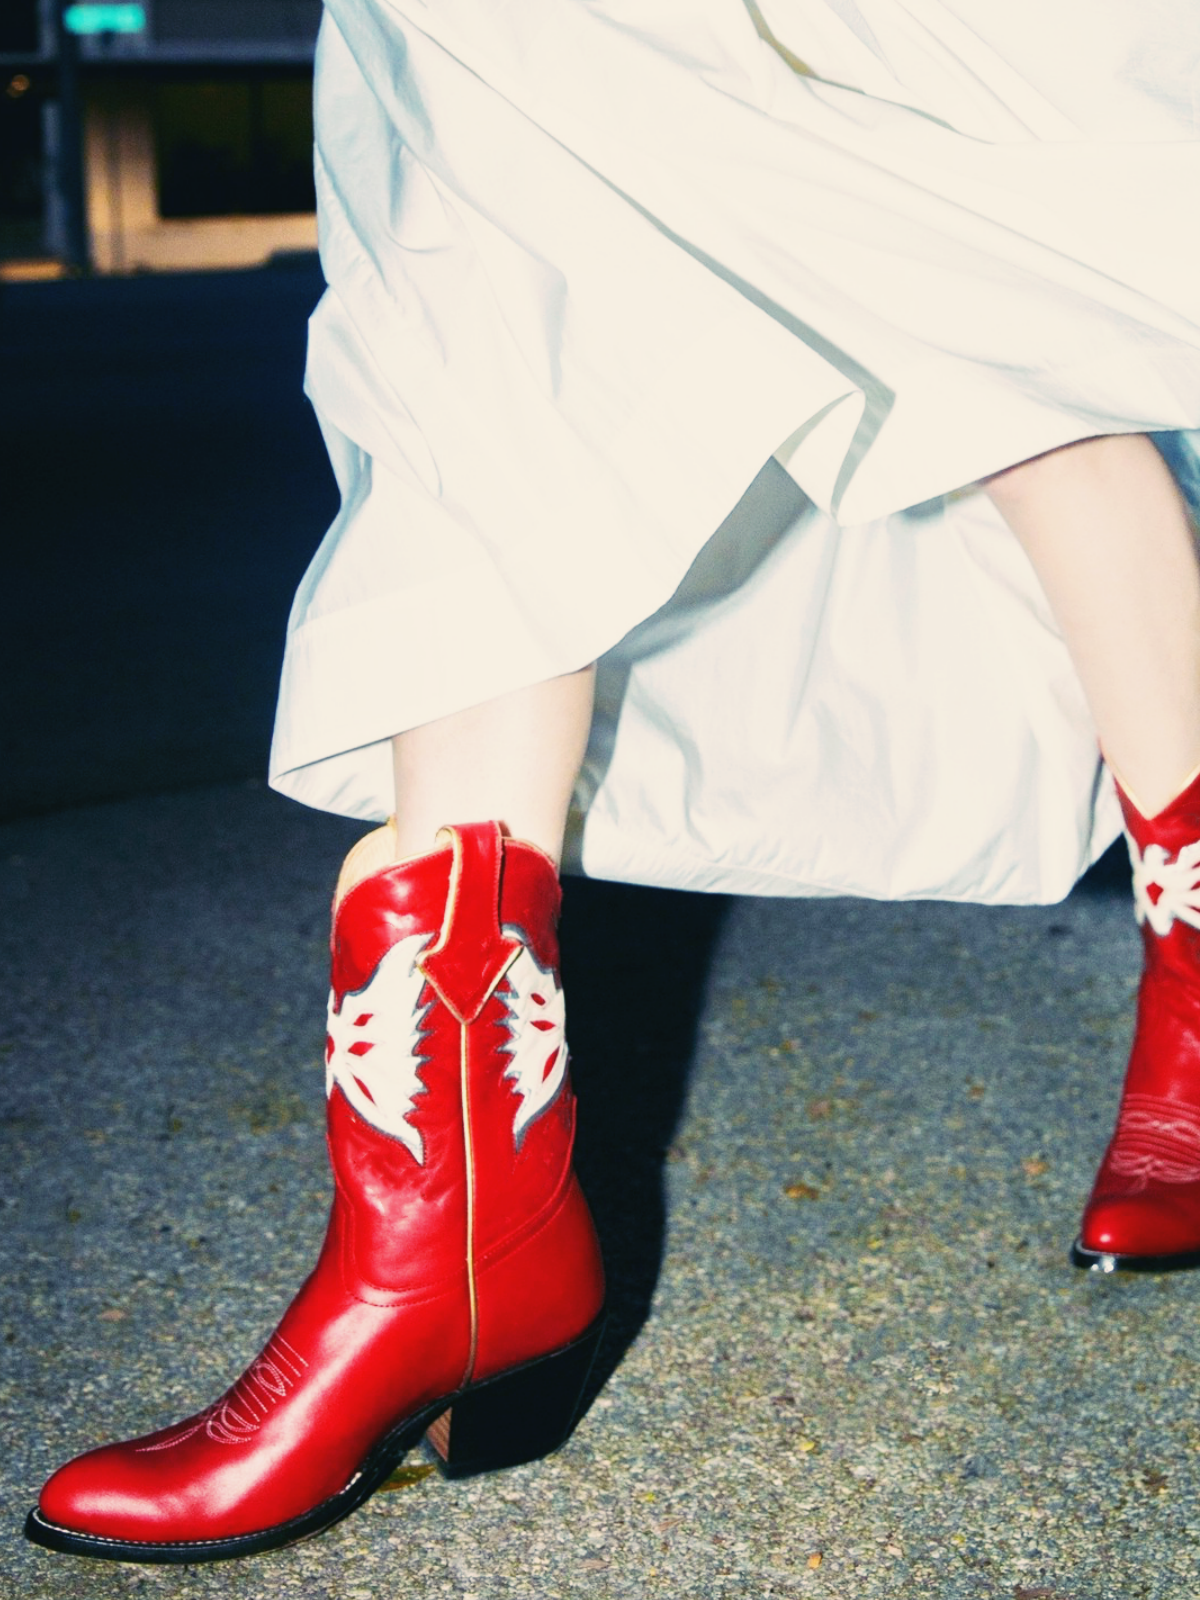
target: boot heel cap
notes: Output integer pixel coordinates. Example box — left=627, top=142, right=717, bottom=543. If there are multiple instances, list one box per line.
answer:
left=428, top=1314, right=605, bottom=1478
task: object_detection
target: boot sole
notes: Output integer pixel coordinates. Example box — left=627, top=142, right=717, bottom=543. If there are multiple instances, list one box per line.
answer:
left=24, top=1312, right=605, bottom=1565
left=1070, top=1239, right=1200, bottom=1273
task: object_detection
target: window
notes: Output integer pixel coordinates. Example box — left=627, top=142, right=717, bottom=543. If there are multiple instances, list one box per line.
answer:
left=153, top=76, right=314, bottom=218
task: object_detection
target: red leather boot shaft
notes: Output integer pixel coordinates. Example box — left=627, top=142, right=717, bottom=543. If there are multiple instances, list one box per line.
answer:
left=327, top=830, right=596, bottom=1298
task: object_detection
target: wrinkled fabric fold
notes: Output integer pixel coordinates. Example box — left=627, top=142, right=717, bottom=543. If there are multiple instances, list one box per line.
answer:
left=270, top=0, right=1200, bottom=901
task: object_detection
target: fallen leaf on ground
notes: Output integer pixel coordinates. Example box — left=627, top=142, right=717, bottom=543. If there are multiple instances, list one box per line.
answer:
left=378, top=1464, right=437, bottom=1492
left=1022, top=1157, right=1049, bottom=1177
left=807, top=1552, right=823, bottom=1569
left=97, top=1308, right=127, bottom=1322
left=784, top=1182, right=820, bottom=1201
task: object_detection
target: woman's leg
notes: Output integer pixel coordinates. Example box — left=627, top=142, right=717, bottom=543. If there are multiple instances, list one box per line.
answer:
left=333, top=664, right=595, bottom=904
left=985, top=434, right=1200, bottom=817
left=392, top=665, right=596, bottom=863
left=986, top=434, right=1200, bottom=1268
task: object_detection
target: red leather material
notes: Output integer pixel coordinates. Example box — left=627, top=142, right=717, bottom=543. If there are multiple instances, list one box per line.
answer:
left=474, top=1171, right=606, bottom=1383
left=1078, top=768, right=1200, bottom=1260
left=331, top=832, right=561, bottom=1004
left=326, top=1082, right=468, bottom=1301
left=40, top=1275, right=468, bottom=1543
left=470, top=990, right=579, bottom=1255
left=37, top=823, right=604, bottom=1548
left=419, top=824, right=522, bottom=1022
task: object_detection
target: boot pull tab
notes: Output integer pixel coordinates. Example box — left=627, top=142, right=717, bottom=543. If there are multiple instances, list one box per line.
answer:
left=418, top=822, right=522, bottom=1023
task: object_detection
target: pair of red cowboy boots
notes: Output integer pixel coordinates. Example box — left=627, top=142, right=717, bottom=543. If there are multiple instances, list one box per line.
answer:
left=24, top=767, right=1200, bottom=1562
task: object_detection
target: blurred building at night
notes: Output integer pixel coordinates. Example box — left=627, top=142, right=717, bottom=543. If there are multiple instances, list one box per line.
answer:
left=1, top=0, right=320, bottom=275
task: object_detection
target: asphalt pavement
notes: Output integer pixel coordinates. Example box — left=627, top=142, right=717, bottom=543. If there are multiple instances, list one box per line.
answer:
left=3, top=265, right=1199, bottom=1600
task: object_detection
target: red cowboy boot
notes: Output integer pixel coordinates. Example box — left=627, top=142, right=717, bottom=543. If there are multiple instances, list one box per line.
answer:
left=27, top=822, right=606, bottom=1562
left=1074, top=765, right=1200, bottom=1270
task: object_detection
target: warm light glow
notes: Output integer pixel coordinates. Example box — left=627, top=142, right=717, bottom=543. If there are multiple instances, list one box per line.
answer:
left=6, top=74, right=31, bottom=98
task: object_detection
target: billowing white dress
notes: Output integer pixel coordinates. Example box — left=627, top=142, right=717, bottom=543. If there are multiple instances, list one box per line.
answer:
left=268, top=0, right=1200, bottom=901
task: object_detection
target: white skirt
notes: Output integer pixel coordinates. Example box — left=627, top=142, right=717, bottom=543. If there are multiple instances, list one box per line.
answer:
left=269, top=0, right=1200, bottom=902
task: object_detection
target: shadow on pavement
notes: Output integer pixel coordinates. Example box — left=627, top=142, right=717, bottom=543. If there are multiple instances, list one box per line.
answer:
left=561, top=877, right=731, bottom=1397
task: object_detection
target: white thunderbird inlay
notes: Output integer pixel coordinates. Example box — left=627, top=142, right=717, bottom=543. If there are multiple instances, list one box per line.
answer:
left=325, top=932, right=432, bottom=1162
left=500, top=943, right=567, bottom=1146
left=1129, top=835, right=1200, bottom=938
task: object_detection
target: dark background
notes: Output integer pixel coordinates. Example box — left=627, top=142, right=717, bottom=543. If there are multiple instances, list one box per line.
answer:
left=0, top=255, right=337, bottom=821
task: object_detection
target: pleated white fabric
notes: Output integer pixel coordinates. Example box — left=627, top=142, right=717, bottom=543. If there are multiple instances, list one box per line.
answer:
left=269, top=0, right=1200, bottom=901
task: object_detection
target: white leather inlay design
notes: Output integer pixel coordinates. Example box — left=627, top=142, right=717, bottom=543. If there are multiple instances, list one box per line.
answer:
left=325, top=932, right=432, bottom=1162
left=500, top=944, right=567, bottom=1146
left=1129, top=834, right=1200, bottom=938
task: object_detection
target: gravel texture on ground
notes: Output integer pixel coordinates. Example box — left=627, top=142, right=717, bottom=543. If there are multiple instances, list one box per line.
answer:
left=3, top=782, right=1197, bottom=1600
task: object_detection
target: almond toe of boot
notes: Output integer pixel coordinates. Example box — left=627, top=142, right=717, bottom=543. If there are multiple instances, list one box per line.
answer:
left=30, top=1435, right=289, bottom=1562
left=34, top=1441, right=181, bottom=1550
